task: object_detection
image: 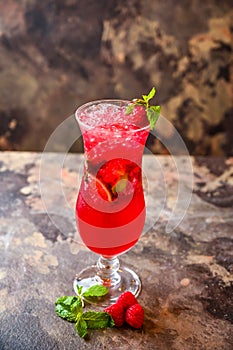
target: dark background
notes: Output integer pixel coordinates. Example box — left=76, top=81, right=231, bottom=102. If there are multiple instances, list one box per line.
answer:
left=0, top=0, right=232, bottom=155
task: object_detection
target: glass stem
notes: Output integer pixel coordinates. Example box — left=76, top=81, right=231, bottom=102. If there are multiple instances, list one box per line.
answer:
left=96, top=256, right=121, bottom=287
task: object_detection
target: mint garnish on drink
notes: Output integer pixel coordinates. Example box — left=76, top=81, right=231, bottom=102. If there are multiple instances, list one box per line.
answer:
left=55, top=284, right=114, bottom=339
left=126, top=87, right=161, bottom=129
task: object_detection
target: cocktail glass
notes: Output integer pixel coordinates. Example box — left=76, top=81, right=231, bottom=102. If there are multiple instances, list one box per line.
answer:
left=74, top=100, right=150, bottom=305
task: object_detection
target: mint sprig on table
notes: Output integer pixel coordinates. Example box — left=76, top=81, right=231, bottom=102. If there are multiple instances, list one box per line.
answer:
left=75, top=283, right=108, bottom=307
left=55, top=284, right=114, bottom=339
left=126, top=87, right=161, bottom=129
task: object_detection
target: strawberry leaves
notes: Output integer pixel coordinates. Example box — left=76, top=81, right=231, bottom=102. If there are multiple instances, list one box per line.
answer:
left=126, top=87, right=160, bottom=129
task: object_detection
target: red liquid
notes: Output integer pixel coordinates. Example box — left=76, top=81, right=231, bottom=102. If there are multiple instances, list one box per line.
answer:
left=76, top=109, right=149, bottom=257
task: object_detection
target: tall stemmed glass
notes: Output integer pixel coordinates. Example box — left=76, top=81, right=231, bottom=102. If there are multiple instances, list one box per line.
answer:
left=74, top=100, right=150, bottom=305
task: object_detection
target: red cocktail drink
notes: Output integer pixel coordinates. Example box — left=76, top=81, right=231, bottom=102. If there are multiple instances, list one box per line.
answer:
left=76, top=127, right=149, bottom=256
left=74, top=100, right=150, bottom=303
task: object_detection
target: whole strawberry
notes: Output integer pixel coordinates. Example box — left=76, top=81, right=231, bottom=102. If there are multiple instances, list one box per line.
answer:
left=104, top=303, right=124, bottom=327
left=125, top=304, right=144, bottom=329
left=117, top=291, right=138, bottom=310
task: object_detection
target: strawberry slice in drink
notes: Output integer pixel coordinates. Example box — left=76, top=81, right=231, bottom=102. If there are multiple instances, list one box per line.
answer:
left=84, top=158, right=141, bottom=202
left=85, top=172, right=113, bottom=201
left=97, top=158, right=142, bottom=198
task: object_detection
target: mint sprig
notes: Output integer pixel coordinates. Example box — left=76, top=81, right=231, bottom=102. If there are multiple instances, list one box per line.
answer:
left=55, top=284, right=113, bottom=339
left=55, top=296, right=82, bottom=322
left=83, top=311, right=115, bottom=329
left=126, top=87, right=161, bottom=129
left=75, top=283, right=108, bottom=307
left=75, top=313, right=88, bottom=338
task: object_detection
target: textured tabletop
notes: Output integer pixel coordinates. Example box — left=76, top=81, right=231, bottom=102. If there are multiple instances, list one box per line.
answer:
left=0, top=152, right=232, bottom=350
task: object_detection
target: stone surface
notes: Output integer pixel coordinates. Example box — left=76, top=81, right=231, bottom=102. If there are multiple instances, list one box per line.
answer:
left=0, top=151, right=233, bottom=349
left=0, top=1, right=232, bottom=155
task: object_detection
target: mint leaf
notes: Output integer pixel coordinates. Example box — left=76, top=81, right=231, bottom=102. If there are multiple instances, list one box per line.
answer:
left=147, top=107, right=160, bottom=130
left=82, top=285, right=108, bottom=298
left=75, top=314, right=88, bottom=338
left=125, top=87, right=160, bottom=129
left=77, top=285, right=83, bottom=295
left=74, top=284, right=85, bottom=306
left=142, top=87, right=156, bottom=103
left=150, top=105, right=161, bottom=113
left=83, top=311, right=114, bottom=329
left=55, top=290, right=114, bottom=339
left=125, top=104, right=135, bottom=115
left=55, top=296, right=82, bottom=322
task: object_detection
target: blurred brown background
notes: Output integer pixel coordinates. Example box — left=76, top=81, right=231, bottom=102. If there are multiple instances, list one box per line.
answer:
left=0, top=0, right=232, bottom=155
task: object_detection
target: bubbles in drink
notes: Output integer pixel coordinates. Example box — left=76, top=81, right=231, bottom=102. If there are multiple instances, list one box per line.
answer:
left=78, top=103, right=123, bottom=128
left=78, top=102, right=149, bottom=129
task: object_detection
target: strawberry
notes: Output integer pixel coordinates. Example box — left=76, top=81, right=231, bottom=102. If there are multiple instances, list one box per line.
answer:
left=117, top=291, right=138, bottom=310
left=125, top=304, right=144, bottom=329
left=104, top=303, right=124, bottom=327
left=97, top=159, right=131, bottom=188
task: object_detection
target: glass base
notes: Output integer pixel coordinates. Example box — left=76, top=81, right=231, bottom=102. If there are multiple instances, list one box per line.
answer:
left=73, top=263, right=141, bottom=306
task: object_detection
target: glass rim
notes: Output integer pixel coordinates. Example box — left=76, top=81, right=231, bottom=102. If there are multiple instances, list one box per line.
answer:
left=75, top=99, right=150, bottom=133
